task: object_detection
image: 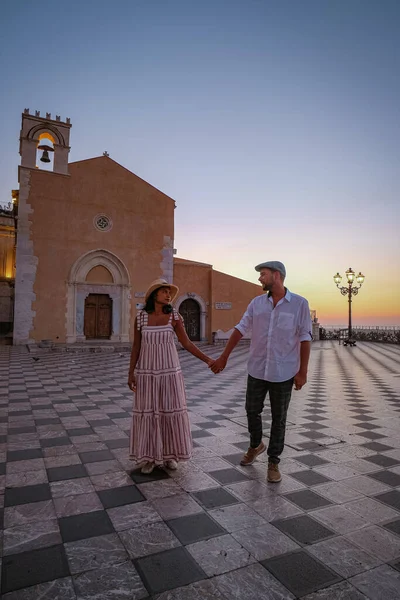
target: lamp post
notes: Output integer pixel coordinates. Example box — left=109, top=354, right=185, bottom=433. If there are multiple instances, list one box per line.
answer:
left=333, top=268, right=365, bottom=346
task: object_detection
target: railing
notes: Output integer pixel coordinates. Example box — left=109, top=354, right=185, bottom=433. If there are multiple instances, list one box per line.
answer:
left=320, top=327, right=400, bottom=344
left=338, top=329, right=353, bottom=346
left=0, top=202, right=13, bottom=214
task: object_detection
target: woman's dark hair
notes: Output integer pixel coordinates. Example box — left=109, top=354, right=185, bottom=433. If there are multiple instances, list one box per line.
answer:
left=144, top=288, right=173, bottom=314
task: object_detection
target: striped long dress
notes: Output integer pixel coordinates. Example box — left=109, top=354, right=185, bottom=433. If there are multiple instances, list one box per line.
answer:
left=129, top=309, right=192, bottom=465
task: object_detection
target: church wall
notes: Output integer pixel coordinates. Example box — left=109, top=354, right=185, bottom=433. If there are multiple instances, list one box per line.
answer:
left=211, top=269, right=264, bottom=334
left=173, top=260, right=211, bottom=305
left=173, top=259, right=212, bottom=340
left=173, top=258, right=264, bottom=342
left=26, top=157, right=174, bottom=343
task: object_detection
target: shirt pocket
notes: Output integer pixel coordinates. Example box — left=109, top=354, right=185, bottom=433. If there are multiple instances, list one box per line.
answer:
left=277, top=312, right=295, bottom=330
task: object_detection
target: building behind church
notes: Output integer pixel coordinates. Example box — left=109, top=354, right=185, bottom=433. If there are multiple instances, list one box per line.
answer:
left=1, top=110, right=269, bottom=346
left=0, top=198, right=16, bottom=341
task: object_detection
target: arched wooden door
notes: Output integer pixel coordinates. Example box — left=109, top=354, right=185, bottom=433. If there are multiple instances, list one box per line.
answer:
left=84, top=294, right=112, bottom=339
left=179, top=299, right=200, bottom=341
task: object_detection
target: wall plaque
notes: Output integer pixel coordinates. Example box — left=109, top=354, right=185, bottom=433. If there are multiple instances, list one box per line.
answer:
left=215, top=302, right=232, bottom=310
left=134, top=292, right=146, bottom=298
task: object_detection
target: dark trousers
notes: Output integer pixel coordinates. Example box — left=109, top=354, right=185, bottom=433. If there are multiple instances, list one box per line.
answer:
left=245, top=374, right=294, bottom=464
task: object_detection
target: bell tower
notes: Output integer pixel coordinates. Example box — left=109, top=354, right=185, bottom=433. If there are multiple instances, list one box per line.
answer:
left=14, top=109, right=73, bottom=345
left=19, top=109, right=72, bottom=175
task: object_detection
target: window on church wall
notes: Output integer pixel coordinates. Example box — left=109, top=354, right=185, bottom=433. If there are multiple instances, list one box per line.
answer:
left=93, top=214, right=113, bottom=232
left=35, top=132, right=55, bottom=172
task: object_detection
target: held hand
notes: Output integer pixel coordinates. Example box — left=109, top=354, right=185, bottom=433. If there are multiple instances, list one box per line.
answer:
left=210, top=355, right=227, bottom=374
left=294, top=371, right=307, bottom=391
left=206, top=357, right=215, bottom=368
left=127, top=374, right=136, bottom=392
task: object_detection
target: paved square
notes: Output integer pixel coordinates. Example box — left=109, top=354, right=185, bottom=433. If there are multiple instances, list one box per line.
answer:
left=0, top=340, right=400, bottom=598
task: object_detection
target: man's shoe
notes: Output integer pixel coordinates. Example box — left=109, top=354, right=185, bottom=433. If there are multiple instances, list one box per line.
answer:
left=240, top=442, right=266, bottom=466
left=267, top=462, right=282, bottom=483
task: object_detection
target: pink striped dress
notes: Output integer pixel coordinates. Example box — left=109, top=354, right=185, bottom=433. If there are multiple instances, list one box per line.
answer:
left=129, top=309, right=192, bottom=465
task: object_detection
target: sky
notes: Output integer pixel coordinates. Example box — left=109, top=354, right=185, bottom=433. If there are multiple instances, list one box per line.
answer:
left=1, top=0, right=399, bottom=327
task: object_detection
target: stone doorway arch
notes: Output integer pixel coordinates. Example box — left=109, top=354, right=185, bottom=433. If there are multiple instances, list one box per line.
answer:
left=174, top=293, right=207, bottom=341
left=66, top=249, right=131, bottom=343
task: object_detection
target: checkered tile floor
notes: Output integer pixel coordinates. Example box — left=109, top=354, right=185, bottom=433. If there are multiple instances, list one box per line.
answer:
left=1, top=341, right=400, bottom=599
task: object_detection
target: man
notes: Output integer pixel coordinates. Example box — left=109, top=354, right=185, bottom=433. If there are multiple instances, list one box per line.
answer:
left=211, top=261, right=312, bottom=483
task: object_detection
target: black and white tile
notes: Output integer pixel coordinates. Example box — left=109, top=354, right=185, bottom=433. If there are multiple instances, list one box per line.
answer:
left=0, top=340, right=400, bottom=598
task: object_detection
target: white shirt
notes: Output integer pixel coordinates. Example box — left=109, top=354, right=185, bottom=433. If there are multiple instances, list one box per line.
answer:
left=235, top=289, right=312, bottom=382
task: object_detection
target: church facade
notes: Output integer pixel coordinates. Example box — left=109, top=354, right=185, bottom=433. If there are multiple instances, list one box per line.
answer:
left=7, top=110, right=264, bottom=346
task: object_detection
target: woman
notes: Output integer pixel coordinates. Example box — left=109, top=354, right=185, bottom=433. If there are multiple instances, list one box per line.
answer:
left=128, top=279, right=214, bottom=474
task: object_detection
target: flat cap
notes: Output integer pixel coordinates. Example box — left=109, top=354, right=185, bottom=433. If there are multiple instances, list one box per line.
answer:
left=255, top=261, right=286, bottom=278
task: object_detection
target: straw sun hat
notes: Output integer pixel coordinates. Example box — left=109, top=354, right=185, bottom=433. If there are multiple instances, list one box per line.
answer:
left=144, top=279, right=179, bottom=303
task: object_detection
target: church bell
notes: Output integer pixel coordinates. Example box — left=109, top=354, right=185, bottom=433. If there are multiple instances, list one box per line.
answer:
left=40, top=150, right=51, bottom=163
left=37, top=143, right=54, bottom=163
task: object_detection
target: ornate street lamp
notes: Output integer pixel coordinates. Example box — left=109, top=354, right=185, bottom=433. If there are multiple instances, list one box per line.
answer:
left=333, top=268, right=365, bottom=346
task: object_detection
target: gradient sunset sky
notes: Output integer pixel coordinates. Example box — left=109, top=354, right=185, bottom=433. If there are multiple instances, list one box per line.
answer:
left=1, top=1, right=399, bottom=326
